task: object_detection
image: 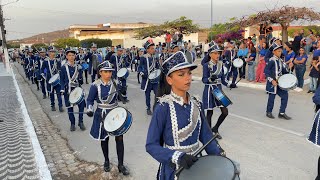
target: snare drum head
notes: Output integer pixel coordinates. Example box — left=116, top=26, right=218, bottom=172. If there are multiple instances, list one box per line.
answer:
left=278, top=74, right=297, bottom=89
left=104, top=107, right=127, bottom=132
left=48, top=74, right=59, bottom=84
left=69, top=87, right=84, bottom=104
left=179, top=156, right=236, bottom=180
left=117, top=68, right=128, bottom=77
left=233, top=58, right=243, bottom=68
left=149, top=69, right=161, bottom=79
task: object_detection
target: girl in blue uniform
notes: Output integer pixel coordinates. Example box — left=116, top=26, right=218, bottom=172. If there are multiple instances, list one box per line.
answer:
left=308, top=86, right=320, bottom=179
left=146, top=51, right=223, bottom=180
left=86, top=61, right=130, bottom=176
left=202, top=45, right=232, bottom=139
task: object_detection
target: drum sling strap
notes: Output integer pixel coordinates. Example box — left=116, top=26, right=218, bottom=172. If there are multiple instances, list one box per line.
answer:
left=65, top=64, right=79, bottom=94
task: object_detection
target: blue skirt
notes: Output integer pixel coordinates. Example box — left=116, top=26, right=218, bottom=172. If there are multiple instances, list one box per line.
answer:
left=90, top=109, right=110, bottom=141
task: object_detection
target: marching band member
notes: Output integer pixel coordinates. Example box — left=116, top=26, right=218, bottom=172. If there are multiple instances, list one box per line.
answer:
left=76, top=47, right=89, bottom=84
left=140, top=40, right=160, bottom=115
left=105, top=46, right=115, bottom=61
left=60, top=49, right=86, bottom=131
left=24, top=49, right=33, bottom=81
left=86, top=61, right=130, bottom=176
left=159, top=47, right=169, bottom=65
left=136, top=48, right=145, bottom=84
left=264, top=42, right=293, bottom=120
left=170, top=43, right=180, bottom=54
left=56, top=48, right=66, bottom=62
left=31, top=51, right=41, bottom=90
left=202, top=45, right=234, bottom=139
left=224, top=42, right=239, bottom=87
left=87, top=43, right=101, bottom=83
left=37, top=48, right=48, bottom=99
left=146, top=51, right=223, bottom=180
left=41, top=47, right=63, bottom=112
left=110, top=45, right=129, bottom=103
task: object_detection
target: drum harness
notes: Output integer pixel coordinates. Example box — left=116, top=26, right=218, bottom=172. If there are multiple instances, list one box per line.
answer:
left=65, top=63, right=79, bottom=94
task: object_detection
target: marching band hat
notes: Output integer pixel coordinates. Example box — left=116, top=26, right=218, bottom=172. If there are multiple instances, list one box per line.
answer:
left=209, top=40, right=217, bottom=48
left=48, top=46, right=56, bottom=52
left=116, top=45, right=123, bottom=51
left=39, top=47, right=46, bottom=53
left=139, top=48, right=145, bottom=52
left=91, top=43, right=97, bottom=48
left=143, top=39, right=155, bottom=49
left=208, top=44, right=223, bottom=54
left=65, top=48, right=76, bottom=54
left=269, top=42, right=283, bottom=52
left=161, top=51, right=197, bottom=76
left=170, top=43, right=179, bottom=49
left=98, top=61, right=114, bottom=71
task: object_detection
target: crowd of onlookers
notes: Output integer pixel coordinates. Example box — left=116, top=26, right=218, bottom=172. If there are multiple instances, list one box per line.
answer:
left=201, top=28, right=320, bottom=93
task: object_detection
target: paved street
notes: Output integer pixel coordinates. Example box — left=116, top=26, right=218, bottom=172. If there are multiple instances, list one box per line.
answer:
left=13, top=60, right=320, bottom=180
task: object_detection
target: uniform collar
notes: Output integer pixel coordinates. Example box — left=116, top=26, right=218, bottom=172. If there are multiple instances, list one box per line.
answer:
left=99, top=79, right=111, bottom=86
left=170, top=91, right=191, bottom=106
left=67, top=62, right=76, bottom=67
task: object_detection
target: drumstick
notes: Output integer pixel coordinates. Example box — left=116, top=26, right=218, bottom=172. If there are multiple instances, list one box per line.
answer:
left=175, top=133, right=219, bottom=176
left=230, top=75, right=245, bottom=90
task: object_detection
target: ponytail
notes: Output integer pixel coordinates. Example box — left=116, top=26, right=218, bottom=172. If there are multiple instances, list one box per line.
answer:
left=152, top=71, right=171, bottom=111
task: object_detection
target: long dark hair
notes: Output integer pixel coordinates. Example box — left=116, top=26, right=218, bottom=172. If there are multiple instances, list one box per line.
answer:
left=153, top=71, right=171, bottom=111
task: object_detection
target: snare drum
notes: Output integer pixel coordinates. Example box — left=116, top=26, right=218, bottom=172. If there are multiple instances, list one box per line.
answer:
left=233, top=58, right=243, bottom=68
left=104, top=107, right=133, bottom=136
left=212, top=88, right=233, bottom=107
left=278, top=74, right=297, bottom=90
left=117, top=68, right=129, bottom=79
left=178, top=155, right=239, bottom=180
left=148, top=69, right=161, bottom=83
left=69, top=87, right=85, bottom=105
left=81, top=63, right=89, bottom=70
left=48, top=74, right=60, bottom=87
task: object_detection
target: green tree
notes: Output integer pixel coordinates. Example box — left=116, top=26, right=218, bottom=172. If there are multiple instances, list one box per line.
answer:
left=7, top=43, right=20, bottom=49
left=31, top=43, right=48, bottom=51
left=80, top=38, right=112, bottom=48
left=55, top=38, right=80, bottom=48
left=134, top=16, right=200, bottom=39
left=287, top=25, right=320, bottom=38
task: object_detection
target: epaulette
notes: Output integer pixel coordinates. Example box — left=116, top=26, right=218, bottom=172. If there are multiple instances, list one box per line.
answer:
left=92, top=79, right=101, bottom=87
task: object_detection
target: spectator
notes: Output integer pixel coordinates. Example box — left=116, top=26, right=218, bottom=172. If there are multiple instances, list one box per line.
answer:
left=292, top=31, right=303, bottom=55
left=256, top=42, right=267, bottom=83
left=308, top=56, right=320, bottom=93
left=247, top=37, right=254, bottom=50
left=283, top=42, right=296, bottom=71
left=165, top=32, right=171, bottom=49
left=246, top=46, right=257, bottom=82
left=203, top=40, right=209, bottom=57
left=305, top=29, right=314, bottom=55
left=293, top=47, right=308, bottom=89
left=237, top=42, right=248, bottom=78
left=266, top=25, right=273, bottom=45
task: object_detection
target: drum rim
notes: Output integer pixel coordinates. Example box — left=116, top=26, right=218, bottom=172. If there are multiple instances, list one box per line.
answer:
left=104, top=107, right=130, bottom=132
left=148, top=69, right=161, bottom=79
left=48, top=74, right=60, bottom=84
left=69, top=87, right=84, bottom=104
left=117, top=68, right=128, bottom=77
left=212, top=88, right=233, bottom=106
left=108, top=112, right=132, bottom=136
left=278, top=74, right=297, bottom=89
left=178, top=155, right=238, bottom=179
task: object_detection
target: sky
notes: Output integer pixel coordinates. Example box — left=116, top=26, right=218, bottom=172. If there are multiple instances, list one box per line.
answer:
left=3, top=0, right=320, bottom=40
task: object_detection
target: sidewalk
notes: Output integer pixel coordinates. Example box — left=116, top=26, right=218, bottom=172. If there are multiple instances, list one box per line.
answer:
left=0, top=63, right=48, bottom=180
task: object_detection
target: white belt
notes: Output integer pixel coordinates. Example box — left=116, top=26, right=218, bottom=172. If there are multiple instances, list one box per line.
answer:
left=165, top=142, right=200, bottom=154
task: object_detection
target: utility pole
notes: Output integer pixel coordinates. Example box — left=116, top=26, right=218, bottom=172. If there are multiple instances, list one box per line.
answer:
left=210, top=0, right=213, bottom=41
left=0, top=3, right=10, bottom=72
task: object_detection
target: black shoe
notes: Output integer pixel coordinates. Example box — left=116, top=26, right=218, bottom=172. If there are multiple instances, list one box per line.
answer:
left=78, top=123, right=86, bottom=131
left=125, top=99, right=129, bottom=103
left=118, top=165, right=130, bottom=176
left=278, top=113, right=292, bottom=120
left=43, top=95, right=47, bottom=99
left=51, top=106, right=56, bottom=111
left=104, top=162, right=110, bottom=172
left=70, top=124, right=76, bottom=131
left=147, top=109, right=152, bottom=115
left=59, top=107, right=64, bottom=112
left=86, top=81, right=89, bottom=84
left=266, top=112, right=275, bottom=119
left=307, top=90, right=312, bottom=93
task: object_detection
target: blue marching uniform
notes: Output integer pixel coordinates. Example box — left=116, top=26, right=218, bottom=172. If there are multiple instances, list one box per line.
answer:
left=41, top=58, right=63, bottom=108
left=23, top=55, right=33, bottom=81
left=308, top=86, right=320, bottom=146
left=86, top=79, right=118, bottom=140
left=60, top=62, right=85, bottom=126
left=37, top=56, right=48, bottom=97
left=87, top=51, right=102, bottom=82
left=202, top=61, right=229, bottom=110
left=76, top=53, right=89, bottom=83
left=110, top=54, right=128, bottom=101
left=140, top=54, right=160, bottom=110
left=224, top=49, right=238, bottom=84
left=264, top=55, right=289, bottom=114
left=146, top=92, right=222, bottom=180
left=31, top=58, right=40, bottom=87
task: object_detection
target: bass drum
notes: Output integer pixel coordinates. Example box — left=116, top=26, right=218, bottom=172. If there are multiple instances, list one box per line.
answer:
left=178, top=155, right=240, bottom=180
